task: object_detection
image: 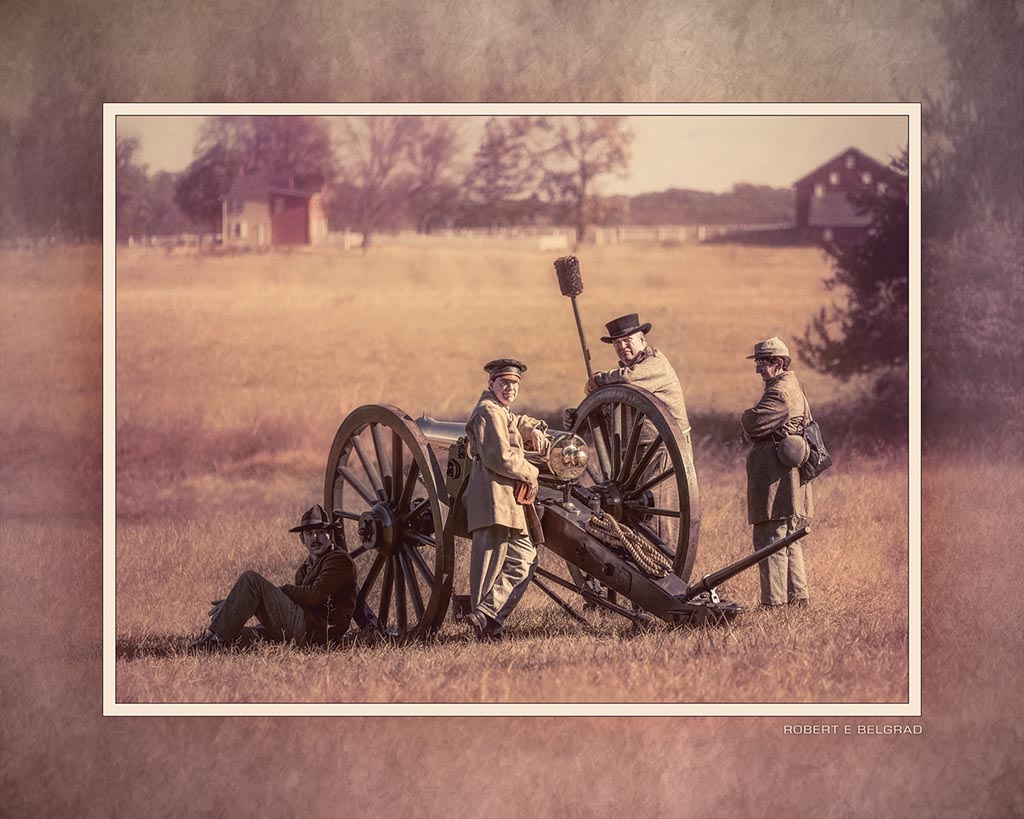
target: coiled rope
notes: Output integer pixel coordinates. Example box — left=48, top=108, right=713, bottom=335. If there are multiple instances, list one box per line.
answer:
left=585, top=512, right=673, bottom=577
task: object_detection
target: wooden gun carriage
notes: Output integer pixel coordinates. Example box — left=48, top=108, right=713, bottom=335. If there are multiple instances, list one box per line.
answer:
left=323, top=385, right=807, bottom=640
left=322, top=255, right=807, bottom=641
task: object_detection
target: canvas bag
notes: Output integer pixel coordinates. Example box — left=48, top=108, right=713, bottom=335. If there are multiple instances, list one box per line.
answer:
left=798, top=395, right=833, bottom=483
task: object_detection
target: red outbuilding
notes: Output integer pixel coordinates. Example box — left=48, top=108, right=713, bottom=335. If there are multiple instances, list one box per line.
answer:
left=221, top=173, right=328, bottom=248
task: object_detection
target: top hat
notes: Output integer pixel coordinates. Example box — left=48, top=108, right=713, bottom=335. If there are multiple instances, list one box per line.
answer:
left=289, top=504, right=334, bottom=532
left=745, top=336, right=791, bottom=360
left=600, top=314, right=652, bottom=343
left=484, top=358, right=528, bottom=381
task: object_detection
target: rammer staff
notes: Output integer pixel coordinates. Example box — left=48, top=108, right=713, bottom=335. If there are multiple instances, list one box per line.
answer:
left=553, top=255, right=593, bottom=379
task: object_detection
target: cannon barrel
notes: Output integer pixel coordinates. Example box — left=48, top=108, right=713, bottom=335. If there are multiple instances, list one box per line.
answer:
left=415, top=415, right=587, bottom=481
left=679, top=526, right=810, bottom=602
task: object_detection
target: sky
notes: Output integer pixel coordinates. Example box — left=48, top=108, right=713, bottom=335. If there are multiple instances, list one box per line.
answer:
left=119, top=113, right=908, bottom=195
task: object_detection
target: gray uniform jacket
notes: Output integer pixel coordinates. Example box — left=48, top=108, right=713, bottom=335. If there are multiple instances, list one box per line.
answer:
left=464, top=391, right=546, bottom=533
left=740, top=370, right=814, bottom=524
left=592, top=347, right=691, bottom=434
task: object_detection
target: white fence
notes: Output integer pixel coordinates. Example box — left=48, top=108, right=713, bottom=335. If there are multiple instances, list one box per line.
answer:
left=98, top=222, right=794, bottom=254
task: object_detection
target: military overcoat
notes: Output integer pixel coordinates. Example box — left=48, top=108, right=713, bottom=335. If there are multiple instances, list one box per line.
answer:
left=741, top=370, right=814, bottom=524
left=464, top=391, right=545, bottom=533
left=280, top=550, right=358, bottom=644
left=592, top=347, right=691, bottom=433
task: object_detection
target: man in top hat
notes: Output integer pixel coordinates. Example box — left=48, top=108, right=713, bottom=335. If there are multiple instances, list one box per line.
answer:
left=569, top=313, right=691, bottom=550
left=462, top=358, right=552, bottom=640
left=582, top=313, right=691, bottom=434
left=740, top=337, right=813, bottom=608
left=189, top=504, right=358, bottom=651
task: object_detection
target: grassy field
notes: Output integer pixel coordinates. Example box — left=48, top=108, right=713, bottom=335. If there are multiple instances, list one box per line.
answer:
left=3, top=244, right=1021, bottom=819
left=109, top=240, right=909, bottom=704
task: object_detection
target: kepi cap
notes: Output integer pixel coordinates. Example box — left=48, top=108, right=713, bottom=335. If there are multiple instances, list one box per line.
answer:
left=600, top=313, right=652, bottom=343
left=484, top=358, right=527, bottom=381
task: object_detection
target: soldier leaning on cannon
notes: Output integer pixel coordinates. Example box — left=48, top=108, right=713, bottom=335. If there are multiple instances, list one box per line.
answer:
left=189, top=504, right=358, bottom=651
left=463, top=359, right=552, bottom=641
left=567, top=313, right=692, bottom=549
left=740, top=337, right=813, bottom=608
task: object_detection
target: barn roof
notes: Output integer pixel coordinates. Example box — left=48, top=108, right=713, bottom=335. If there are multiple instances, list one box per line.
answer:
left=793, top=146, right=895, bottom=188
left=224, top=173, right=323, bottom=201
left=808, top=192, right=872, bottom=228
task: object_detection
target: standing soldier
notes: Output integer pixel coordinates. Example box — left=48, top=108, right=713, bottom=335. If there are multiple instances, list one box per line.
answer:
left=463, top=359, right=551, bottom=641
left=740, top=337, right=813, bottom=608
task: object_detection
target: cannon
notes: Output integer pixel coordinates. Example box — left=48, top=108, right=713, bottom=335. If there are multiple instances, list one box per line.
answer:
left=322, top=257, right=809, bottom=640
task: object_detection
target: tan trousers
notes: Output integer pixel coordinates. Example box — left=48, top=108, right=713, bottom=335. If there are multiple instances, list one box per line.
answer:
left=470, top=525, right=537, bottom=626
left=753, top=516, right=809, bottom=606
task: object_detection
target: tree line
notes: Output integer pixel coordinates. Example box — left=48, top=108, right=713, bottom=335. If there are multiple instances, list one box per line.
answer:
left=116, top=115, right=794, bottom=249
left=119, top=116, right=637, bottom=249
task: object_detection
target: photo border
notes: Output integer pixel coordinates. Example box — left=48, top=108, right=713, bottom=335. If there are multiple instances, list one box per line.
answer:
left=103, top=101, right=921, bottom=717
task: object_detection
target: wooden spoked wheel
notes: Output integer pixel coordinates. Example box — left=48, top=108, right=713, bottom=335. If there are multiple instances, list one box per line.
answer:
left=569, top=384, right=700, bottom=584
left=324, top=404, right=454, bottom=640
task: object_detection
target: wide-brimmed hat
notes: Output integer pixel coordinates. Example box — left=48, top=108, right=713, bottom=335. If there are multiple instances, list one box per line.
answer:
left=746, top=336, right=791, bottom=360
left=484, top=358, right=527, bottom=382
left=289, top=504, right=334, bottom=532
left=600, top=313, right=652, bottom=343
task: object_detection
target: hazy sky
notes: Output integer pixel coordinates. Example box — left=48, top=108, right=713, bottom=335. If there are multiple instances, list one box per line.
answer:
left=119, top=114, right=908, bottom=195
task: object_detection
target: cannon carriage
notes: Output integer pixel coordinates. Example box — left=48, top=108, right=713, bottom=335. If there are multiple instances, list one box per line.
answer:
left=322, top=257, right=808, bottom=641
left=323, top=386, right=807, bottom=642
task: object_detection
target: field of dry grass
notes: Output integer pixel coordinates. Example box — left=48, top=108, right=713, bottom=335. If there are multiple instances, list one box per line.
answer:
left=110, top=240, right=908, bottom=704
left=2, top=244, right=1021, bottom=818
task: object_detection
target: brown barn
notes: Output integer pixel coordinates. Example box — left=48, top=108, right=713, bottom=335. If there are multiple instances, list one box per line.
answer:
left=793, top=147, right=901, bottom=242
left=221, top=173, right=328, bottom=248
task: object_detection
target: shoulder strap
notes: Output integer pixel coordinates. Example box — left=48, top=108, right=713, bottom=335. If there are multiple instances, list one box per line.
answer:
left=801, top=382, right=813, bottom=427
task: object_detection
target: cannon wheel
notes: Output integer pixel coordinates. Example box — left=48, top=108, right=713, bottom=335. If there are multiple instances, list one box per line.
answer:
left=569, top=384, right=700, bottom=583
left=324, top=404, right=454, bottom=641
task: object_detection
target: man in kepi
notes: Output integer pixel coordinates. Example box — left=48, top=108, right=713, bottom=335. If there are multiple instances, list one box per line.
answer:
left=189, top=504, right=358, bottom=651
left=463, top=359, right=551, bottom=641
left=571, top=313, right=692, bottom=548
left=740, top=337, right=813, bottom=608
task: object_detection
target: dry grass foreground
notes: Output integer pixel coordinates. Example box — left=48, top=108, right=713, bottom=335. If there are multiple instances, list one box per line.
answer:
left=109, top=240, right=908, bottom=704
left=1, top=245, right=1020, bottom=818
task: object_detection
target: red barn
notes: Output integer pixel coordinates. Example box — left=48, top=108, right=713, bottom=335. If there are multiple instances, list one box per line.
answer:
left=793, top=147, right=901, bottom=242
left=221, top=173, right=328, bottom=248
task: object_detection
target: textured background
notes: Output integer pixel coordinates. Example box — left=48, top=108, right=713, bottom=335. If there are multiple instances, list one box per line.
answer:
left=1, top=1, right=1021, bottom=817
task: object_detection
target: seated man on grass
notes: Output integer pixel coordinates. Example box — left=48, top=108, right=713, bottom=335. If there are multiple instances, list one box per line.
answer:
left=189, top=504, right=357, bottom=651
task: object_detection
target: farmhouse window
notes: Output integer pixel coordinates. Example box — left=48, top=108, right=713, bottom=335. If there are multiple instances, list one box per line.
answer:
left=230, top=198, right=242, bottom=214
left=233, top=222, right=241, bottom=238
left=814, top=184, right=825, bottom=197
left=823, top=228, right=834, bottom=241
left=845, top=154, right=856, bottom=168
left=829, top=171, right=840, bottom=185
left=862, top=171, right=873, bottom=184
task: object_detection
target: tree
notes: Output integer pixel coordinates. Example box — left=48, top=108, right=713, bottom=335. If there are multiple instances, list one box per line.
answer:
left=459, top=117, right=541, bottom=228
left=335, top=117, right=418, bottom=249
left=919, top=2, right=1024, bottom=436
left=172, top=116, right=337, bottom=238
left=924, top=0, right=1024, bottom=237
left=798, top=151, right=909, bottom=379
left=536, top=116, right=633, bottom=242
left=116, top=136, right=148, bottom=240
left=403, top=118, right=464, bottom=233
left=196, top=116, right=336, bottom=180
left=174, top=143, right=239, bottom=235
